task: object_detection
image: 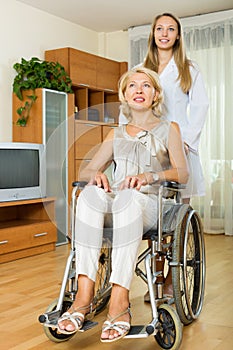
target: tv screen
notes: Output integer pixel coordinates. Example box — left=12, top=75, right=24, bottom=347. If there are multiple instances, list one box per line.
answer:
left=0, top=149, right=39, bottom=189
left=0, top=143, right=46, bottom=202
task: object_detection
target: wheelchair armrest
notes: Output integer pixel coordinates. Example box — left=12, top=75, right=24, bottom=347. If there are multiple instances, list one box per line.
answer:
left=161, top=181, right=186, bottom=191
left=160, top=181, right=186, bottom=199
left=72, top=181, right=88, bottom=189
left=72, top=180, right=185, bottom=193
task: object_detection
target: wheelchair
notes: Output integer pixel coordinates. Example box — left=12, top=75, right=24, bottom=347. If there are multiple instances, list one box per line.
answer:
left=38, top=180, right=206, bottom=350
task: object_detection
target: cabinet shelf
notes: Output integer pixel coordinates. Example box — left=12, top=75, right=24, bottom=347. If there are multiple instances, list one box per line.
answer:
left=73, top=85, right=120, bottom=123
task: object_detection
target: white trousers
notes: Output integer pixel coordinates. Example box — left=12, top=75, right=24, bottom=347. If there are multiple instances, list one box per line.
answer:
left=75, top=185, right=158, bottom=290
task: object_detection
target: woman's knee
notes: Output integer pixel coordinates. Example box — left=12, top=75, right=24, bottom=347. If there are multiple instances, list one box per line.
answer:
left=78, top=185, right=110, bottom=212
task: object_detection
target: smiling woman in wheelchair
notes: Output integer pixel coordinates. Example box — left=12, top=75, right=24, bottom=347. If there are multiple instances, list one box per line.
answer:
left=57, top=66, right=189, bottom=342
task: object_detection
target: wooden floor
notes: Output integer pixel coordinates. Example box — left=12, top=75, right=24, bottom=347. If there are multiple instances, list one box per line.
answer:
left=1, top=234, right=233, bottom=350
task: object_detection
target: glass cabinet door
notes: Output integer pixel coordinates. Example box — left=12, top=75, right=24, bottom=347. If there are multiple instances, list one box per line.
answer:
left=43, top=89, right=68, bottom=245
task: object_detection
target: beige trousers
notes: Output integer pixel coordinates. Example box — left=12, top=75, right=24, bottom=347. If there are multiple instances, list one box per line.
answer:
left=75, top=185, right=158, bottom=290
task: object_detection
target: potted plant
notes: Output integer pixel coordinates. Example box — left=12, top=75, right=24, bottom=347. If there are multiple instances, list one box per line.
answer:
left=13, top=57, right=73, bottom=126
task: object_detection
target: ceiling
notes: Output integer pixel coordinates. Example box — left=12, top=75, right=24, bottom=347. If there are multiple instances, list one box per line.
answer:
left=17, top=0, right=233, bottom=32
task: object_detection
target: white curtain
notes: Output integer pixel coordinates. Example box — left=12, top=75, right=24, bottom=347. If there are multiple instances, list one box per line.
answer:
left=129, top=10, right=233, bottom=235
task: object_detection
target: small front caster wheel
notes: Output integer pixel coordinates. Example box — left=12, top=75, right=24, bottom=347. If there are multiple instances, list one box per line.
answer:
left=155, top=304, right=183, bottom=350
left=43, top=297, right=75, bottom=343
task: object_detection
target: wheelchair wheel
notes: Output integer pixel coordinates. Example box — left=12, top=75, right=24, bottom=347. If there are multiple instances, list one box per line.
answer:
left=43, top=297, right=74, bottom=343
left=94, top=244, right=112, bottom=314
left=155, top=304, right=183, bottom=350
left=172, top=207, right=206, bottom=325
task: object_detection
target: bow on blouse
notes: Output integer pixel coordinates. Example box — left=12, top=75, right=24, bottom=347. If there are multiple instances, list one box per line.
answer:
left=136, top=130, right=157, bottom=167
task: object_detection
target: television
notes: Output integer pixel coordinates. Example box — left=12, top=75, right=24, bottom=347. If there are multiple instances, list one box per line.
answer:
left=0, top=142, right=46, bottom=202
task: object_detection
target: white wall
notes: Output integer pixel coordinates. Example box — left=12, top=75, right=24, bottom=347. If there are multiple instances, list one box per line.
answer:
left=1, top=0, right=128, bottom=141
left=98, top=31, right=129, bottom=61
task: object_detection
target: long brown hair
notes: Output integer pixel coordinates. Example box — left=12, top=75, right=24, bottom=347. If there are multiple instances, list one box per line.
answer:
left=143, top=13, right=192, bottom=93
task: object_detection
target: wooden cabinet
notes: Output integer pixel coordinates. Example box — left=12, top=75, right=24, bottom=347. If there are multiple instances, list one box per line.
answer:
left=12, top=88, right=74, bottom=145
left=12, top=89, right=75, bottom=245
left=45, top=47, right=128, bottom=124
left=74, top=120, right=115, bottom=181
left=0, top=197, right=56, bottom=263
left=45, top=47, right=127, bottom=90
left=9, top=48, right=126, bottom=261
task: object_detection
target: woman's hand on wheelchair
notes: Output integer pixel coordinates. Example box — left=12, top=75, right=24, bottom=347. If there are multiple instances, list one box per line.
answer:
left=89, top=171, right=112, bottom=192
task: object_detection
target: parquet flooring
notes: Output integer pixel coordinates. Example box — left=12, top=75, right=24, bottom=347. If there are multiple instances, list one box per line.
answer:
left=1, top=234, right=233, bottom=349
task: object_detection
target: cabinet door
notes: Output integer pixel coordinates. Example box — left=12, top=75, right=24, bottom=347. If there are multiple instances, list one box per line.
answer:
left=70, top=48, right=97, bottom=87
left=75, top=123, right=102, bottom=159
left=45, top=48, right=70, bottom=75
left=96, top=57, right=120, bottom=91
left=44, top=90, right=68, bottom=244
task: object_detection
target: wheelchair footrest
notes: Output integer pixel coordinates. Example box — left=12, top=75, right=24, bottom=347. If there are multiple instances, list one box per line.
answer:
left=43, top=319, right=98, bottom=332
left=124, top=325, right=150, bottom=338
left=82, top=320, right=99, bottom=331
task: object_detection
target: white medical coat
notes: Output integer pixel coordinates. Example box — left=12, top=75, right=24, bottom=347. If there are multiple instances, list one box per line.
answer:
left=159, top=56, right=209, bottom=152
left=119, top=56, right=209, bottom=153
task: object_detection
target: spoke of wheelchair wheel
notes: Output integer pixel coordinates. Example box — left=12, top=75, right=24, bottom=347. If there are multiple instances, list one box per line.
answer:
left=164, top=333, right=173, bottom=346
left=161, top=316, right=175, bottom=345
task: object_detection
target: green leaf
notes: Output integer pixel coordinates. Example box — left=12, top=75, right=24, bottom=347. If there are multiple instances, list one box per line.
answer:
left=13, top=57, right=73, bottom=125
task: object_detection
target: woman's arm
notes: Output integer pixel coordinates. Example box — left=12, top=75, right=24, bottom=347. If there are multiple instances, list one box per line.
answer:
left=182, top=65, right=209, bottom=152
left=79, top=128, right=114, bottom=191
left=120, top=122, right=189, bottom=190
left=145, top=122, right=189, bottom=185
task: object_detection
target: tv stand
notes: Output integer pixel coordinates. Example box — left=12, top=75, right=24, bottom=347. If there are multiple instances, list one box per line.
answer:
left=0, top=197, right=57, bottom=263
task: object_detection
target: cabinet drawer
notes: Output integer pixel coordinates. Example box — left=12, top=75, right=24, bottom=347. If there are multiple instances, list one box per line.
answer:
left=75, top=123, right=102, bottom=159
left=0, top=221, right=56, bottom=254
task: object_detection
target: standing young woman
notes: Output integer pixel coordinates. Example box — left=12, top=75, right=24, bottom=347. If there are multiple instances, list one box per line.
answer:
left=143, top=12, right=209, bottom=203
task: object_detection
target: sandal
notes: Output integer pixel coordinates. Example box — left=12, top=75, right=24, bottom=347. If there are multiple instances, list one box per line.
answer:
left=100, top=305, right=131, bottom=343
left=57, top=303, right=95, bottom=335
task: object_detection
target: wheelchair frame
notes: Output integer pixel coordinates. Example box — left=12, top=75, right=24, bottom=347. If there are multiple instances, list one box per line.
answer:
left=39, top=181, right=206, bottom=350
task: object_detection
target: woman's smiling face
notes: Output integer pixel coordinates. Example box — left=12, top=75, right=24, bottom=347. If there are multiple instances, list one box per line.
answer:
left=154, top=15, right=179, bottom=50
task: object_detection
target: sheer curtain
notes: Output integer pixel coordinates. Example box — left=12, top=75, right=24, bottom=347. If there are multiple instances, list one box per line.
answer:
left=129, top=10, right=233, bottom=235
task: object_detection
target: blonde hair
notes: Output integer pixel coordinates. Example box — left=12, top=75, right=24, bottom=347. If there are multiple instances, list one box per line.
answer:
left=118, top=66, right=164, bottom=121
left=143, top=13, right=192, bottom=93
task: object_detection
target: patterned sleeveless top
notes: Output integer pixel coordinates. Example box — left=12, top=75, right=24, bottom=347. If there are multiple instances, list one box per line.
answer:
left=111, top=119, right=171, bottom=194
